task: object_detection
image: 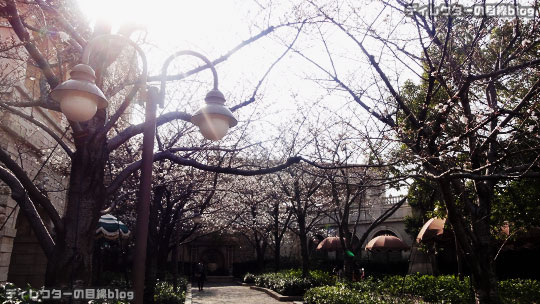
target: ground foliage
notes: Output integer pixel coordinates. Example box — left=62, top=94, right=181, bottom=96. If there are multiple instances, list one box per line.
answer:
left=249, top=269, right=334, bottom=296
left=153, top=279, right=188, bottom=304
left=304, top=275, right=540, bottom=304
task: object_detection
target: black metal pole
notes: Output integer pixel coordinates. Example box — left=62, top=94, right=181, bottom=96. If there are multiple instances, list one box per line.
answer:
left=132, top=86, right=158, bottom=304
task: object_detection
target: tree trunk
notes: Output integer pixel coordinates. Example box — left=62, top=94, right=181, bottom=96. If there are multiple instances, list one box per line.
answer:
left=272, top=210, right=281, bottom=271
left=438, top=178, right=500, bottom=304
left=255, top=238, right=267, bottom=271
left=172, top=244, right=179, bottom=291
left=338, top=229, right=354, bottom=281
left=453, top=231, right=464, bottom=280
left=156, top=240, right=170, bottom=280
left=274, top=237, right=281, bottom=271
left=470, top=255, right=499, bottom=304
left=343, top=255, right=354, bottom=281
left=45, top=141, right=108, bottom=287
left=298, top=218, right=309, bottom=277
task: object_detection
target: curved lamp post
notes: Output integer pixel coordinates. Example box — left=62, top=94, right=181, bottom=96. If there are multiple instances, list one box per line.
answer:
left=159, top=50, right=237, bottom=140
left=49, top=35, right=237, bottom=303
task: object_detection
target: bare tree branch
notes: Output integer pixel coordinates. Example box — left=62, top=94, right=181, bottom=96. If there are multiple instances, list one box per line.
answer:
left=0, top=147, right=64, bottom=232
left=5, top=0, right=59, bottom=88
left=0, top=166, right=55, bottom=257
left=230, top=22, right=305, bottom=111
left=107, top=111, right=192, bottom=151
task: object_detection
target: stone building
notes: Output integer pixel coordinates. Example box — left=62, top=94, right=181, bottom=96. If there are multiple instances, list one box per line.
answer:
left=0, top=19, right=69, bottom=286
left=175, top=183, right=414, bottom=276
left=315, top=194, right=413, bottom=262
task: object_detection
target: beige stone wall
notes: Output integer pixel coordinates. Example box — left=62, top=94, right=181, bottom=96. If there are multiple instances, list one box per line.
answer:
left=6, top=213, right=48, bottom=287
left=0, top=185, right=18, bottom=282
left=0, top=82, right=69, bottom=285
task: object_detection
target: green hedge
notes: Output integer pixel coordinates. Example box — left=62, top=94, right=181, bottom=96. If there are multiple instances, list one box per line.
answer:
left=304, top=275, right=540, bottom=304
left=304, top=285, right=421, bottom=304
left=154, top=278, right=188, bottom=304
left=498, top=278, right=540, bottom=304
left=251, top=269, right=334, bottom=296
left=0, top=283, right=40, bottom=303
left=374, top=275, right=472, bottom=303
left=243, top=273, right=256, bottom=283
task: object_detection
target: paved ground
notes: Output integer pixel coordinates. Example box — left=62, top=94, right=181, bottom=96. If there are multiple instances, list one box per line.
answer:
left=190, top=282, right=293, bottom=304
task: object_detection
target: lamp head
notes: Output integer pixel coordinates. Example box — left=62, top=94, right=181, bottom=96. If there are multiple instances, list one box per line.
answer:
left=191, top=89, right=237, bottom=141
left=50, top=64, right=108, bottom=122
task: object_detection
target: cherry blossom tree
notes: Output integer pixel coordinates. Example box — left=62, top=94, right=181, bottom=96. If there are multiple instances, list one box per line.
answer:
left=0, top=0, right=309, bottom=287
left=230, top=176, right=275, bottom=271
left=291, top=1, right=540, bottom=302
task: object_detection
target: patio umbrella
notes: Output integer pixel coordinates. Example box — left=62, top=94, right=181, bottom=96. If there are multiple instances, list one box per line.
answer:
left=316, top=237, right=343, bottom=251
left=95, top=214, right=130, bottom=240
left=416, top=218, right=446, bottom=243
left=365, top=235, right=409, bottom=252
left=316, top=236, right=360, bottom=251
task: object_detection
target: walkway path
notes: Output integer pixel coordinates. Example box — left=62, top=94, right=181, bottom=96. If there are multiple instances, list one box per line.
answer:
left=190, top=282, right=294, bottom=304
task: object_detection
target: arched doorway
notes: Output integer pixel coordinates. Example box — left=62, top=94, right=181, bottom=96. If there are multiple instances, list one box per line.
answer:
left=7, top=213, right=47, bottom=287
left=199, top=249, right=226, bottom=275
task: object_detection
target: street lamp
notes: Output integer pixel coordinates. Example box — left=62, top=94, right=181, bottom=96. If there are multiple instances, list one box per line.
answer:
left=49, top=63, right=108, bottom=122
left=159, top=50, right=237, bottom=140
left=192, top=89, right=236, bottom=140
left=49, top=39, right=237, bottom=136
left=49, top=34, right=237, bottom=303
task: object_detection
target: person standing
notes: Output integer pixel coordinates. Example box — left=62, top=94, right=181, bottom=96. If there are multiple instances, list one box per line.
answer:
left=195, top=262, right=207, bottom=291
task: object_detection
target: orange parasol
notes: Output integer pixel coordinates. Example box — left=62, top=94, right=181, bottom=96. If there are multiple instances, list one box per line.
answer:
left=416, top=218, right=446, bottom=243
left=365, top=235, right=409, bottom=252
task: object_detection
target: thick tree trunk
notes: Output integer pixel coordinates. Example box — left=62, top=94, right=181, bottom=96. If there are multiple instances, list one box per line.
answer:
left=156, top=240, right=170, bottom=280
left=338, top=229, right=354, bottom=280
left=343, top=255, right=354, bottom=280
left=45, top=141, right=108, bottom=287
left=470, top=255, right=499, bottom=304
left=298, top=218, right=309, bottom=277
left=438, top=179, right=500, bottom=304
left=274, top=238, right=281, bottom=271
left=272, top=209, right=281, bottom=271
left=255, top=238, right=267, bottom=271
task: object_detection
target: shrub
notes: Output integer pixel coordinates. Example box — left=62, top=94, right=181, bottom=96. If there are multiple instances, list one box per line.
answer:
left=309, top=274, right=539, bottom=304
left=154, top=280, right=186, bottom=304
left=304, top=285, right=362, bottom=304
left=499, top=278, right=540, bottom=304
left=310, top=269, right=335, bottom=286
left=253, top=269, right=333, bottom=296
left=0, top=283, right=41, bottom=303
left=375, top=275, right=471, bottom=303
left=304, top=285, right=420, bottom=304
left=243, top=273, right=256, bottom=283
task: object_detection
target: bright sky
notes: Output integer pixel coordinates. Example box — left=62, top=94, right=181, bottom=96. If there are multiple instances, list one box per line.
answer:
left=76, top=0, right=290, bottom=103
left=75, top=0, right=418, bottom=195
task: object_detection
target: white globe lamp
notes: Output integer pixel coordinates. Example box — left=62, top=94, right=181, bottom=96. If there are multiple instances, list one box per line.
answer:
left=50, top=64, right=108, bottom=122
left=191, top=89, right=237, bottom=141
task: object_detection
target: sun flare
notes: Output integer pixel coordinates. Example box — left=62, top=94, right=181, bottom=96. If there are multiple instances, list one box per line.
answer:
left=76, top=0, right=245, bottom=50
